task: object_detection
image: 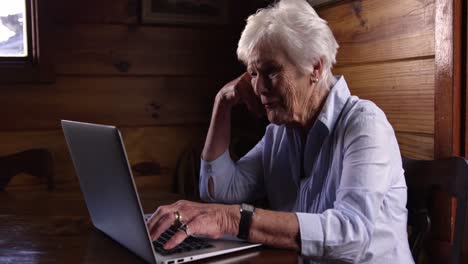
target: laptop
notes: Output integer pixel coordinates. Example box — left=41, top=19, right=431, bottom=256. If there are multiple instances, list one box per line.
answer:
left=61, top=120, right=261, bottom=264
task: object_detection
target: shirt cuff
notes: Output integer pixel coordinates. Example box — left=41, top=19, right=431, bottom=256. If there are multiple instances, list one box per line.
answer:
left=296, top=212, right=325, bottom=257
left=200, top=149, right=235, bottom=201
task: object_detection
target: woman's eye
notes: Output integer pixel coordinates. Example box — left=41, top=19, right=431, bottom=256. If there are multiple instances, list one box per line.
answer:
left=268, top=72, right=278, bottom=79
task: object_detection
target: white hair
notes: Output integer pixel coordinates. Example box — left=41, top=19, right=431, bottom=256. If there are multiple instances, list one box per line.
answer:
left=237, top=0, right=339, bottom=88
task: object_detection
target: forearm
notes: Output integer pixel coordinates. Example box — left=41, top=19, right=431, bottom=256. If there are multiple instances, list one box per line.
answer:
left=227, top=206, right=300, bottom=251
left=250, top=208, right=300, bottom=250
left=202, top=95, right=232, bottom=161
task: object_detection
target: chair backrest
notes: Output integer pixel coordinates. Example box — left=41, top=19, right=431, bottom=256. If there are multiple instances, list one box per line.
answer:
left=403, top=157, right=468, bottom=264
left=0, top=149, right=54, bottom=191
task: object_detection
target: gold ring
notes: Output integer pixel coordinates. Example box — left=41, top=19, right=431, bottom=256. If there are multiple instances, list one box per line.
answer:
left=179, top=223, right=190, bottom=236
left=173, top=211, right=183, bottom=226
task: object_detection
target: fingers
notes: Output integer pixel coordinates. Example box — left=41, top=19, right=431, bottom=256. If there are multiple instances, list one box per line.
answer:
left=164, top=226, right=190, bottom=250
left=148, top=201, right=227, bottom=250
left=149, top=213, right=175, bottom=241
left=164, top=218, right=203, bottom=250
left=241, top=91, right=265, bottom=117
left=236, top=72, right=253, bottom=94
left=164, top=214, right=223, bottom=250
left=147, top=200, right=201, bottom=241
left=146, top=205, right=169, bottom=232
left=239, top=72, right=252, bottom=83
left=236, top=73, right=265, bottom=117
left=147, top=202, right=183, bottom=240
left=216, top=72, right=256, bottom=108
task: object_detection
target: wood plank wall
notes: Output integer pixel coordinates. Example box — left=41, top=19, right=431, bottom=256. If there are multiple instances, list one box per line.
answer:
left=0, top=0, right=437, bottom=193
left=317, top=0, right=435, bottom=160
left=0, top=0, right=249, bottom=192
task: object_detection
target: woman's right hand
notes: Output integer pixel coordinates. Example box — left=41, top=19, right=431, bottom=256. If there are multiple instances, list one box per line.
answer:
left=216, top=73, right=264, bottom=117
left=202, top=72, right=264, bottom=161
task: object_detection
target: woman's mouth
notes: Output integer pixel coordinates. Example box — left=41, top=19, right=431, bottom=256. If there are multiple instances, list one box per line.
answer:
left=263, top=101, right=279, bottom=110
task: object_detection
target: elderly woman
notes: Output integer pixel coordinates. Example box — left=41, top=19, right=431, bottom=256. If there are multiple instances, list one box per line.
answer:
left=147, top=0, right=414, bottom=262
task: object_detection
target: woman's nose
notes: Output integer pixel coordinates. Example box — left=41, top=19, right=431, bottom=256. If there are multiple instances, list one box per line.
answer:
left=254, top=76, right=270, bottom=95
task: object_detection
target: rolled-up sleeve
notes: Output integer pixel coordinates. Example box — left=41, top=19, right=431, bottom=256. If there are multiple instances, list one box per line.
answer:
left=296, top=106, right=399, bottom=262
left=199, top=137, right=265, bottom=204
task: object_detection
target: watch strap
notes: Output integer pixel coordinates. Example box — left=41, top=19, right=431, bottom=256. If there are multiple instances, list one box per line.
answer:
left=237, top=203, right=254, bottom=240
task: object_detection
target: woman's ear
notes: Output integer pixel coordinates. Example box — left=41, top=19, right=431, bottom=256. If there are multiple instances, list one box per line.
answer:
left=309, top=58, right=324, bottom=84
left=312, top=58, right=324, bottom=79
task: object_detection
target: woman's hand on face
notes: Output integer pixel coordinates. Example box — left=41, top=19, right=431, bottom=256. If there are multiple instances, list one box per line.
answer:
left=216, top=73, right=265, bottom=117
left=146, top=200, right=239, bottom=250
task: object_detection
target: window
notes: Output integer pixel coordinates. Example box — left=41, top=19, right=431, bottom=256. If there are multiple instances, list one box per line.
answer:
left=0, top=0, right=51, bottom=83
left=0, top=1, right=28, bottom=59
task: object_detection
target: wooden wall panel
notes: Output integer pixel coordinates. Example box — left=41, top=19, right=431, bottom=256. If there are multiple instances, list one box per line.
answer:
left=1, top=0, right=439, bottom=195
left=50, top=25, right=237, bottom=76
left=121, top=126, right=205, bottom=173
left=1, top=126, right=206, bottom=192
left=335, top=59, right=435, bottom=134
left=396, top=132, right=434, bottom=160
left=47, top=0, right=256, bottom=26
left=319, top=0, right=436, bottom=159
left=47, top=0, right=255, bottom=26
left=48, top=0, right=138, bottom=24
left=0, top=0, right=245, bottom=192
left=466, top=0, right=468, bottom=159
left=0, top=76, right=222, bottom=130
left=319, top=0, right=435, bottom=65
left=434, top=0, right=463, bottom=158
left=6, top=174, right=174, bottom=193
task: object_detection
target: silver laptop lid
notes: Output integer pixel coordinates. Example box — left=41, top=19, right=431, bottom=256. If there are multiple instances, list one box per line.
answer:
left=62, top=120, right=157, bottom=264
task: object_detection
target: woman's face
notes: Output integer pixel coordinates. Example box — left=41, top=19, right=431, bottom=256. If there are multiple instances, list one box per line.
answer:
left=247, top=45, right=310, bottom=125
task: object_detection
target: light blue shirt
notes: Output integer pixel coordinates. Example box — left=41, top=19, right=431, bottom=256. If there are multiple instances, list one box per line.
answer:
left=199, top=76, right=414, bottom=263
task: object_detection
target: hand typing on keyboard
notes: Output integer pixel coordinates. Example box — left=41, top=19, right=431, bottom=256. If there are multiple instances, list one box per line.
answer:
left=152, top=225, right=214, bottom=256
left=146, top=200, right=240, bottom=250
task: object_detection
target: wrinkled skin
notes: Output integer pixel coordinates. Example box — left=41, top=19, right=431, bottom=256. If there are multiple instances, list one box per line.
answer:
left=147, top=200, right=239, bottom=250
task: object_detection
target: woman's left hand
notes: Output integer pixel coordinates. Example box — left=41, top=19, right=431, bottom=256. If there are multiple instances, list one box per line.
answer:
left=146, top=200, right=239, bottom=250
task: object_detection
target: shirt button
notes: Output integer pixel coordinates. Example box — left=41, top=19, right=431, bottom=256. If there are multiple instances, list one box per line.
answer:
left=205, top=164, right=212, bottom=173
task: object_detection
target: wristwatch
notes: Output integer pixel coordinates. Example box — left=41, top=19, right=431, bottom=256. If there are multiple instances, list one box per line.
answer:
left=237, top=203, right=255, bottom=240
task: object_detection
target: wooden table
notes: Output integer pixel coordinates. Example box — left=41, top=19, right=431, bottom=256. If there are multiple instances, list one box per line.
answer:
left=0, top=191, right=301, bottom=264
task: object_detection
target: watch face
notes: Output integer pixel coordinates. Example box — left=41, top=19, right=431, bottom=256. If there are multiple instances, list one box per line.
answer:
left=241, top=203, right=255, bottom=213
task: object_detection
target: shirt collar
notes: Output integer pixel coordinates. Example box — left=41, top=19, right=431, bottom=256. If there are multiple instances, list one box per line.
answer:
left=315, top=75, right=351, bottom=134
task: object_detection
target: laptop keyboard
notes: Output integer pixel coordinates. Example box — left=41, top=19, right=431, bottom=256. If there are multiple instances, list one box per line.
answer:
left=152, top=225, right=214, bottom=256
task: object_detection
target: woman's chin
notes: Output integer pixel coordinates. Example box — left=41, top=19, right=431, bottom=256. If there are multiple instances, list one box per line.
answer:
left=266, top=111, right=288, bottom=125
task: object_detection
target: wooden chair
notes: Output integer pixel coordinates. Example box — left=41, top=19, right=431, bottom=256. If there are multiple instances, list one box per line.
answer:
left=403, top=157, right=468, bottom=264
left=0, top=148, right=54, bottom=191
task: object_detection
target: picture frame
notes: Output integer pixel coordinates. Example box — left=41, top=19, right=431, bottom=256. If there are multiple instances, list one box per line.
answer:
left=307, top=0, right=342, bottom=8
left=141, top=0, right=229, bottom=25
